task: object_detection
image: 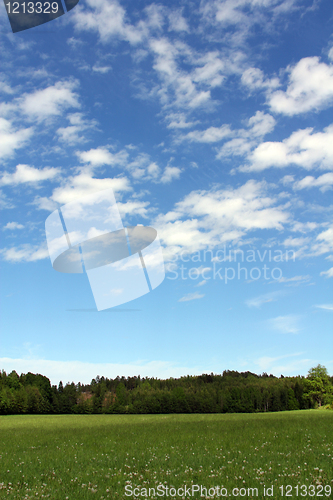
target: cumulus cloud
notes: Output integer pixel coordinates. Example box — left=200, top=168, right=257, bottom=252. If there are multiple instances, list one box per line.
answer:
left=182, top=125, right=232, bottom=143
left=160, top=166, right=181, bottom=183
left=149, top=37, right=213, bottom=110
left=166, top=112, right=199, bottom=129
left=35, top=172, right=131, bottom=207
left=242, top=125, right=333, bottom=172
left=3, top=222, right=24, bottom=230
left=241, top=67, right=279, bottom=91
left=320, top=267, right=333, bottom=278
left=312, top=226, right=333, bottom=256
left=1, top=244, right=49, bottom=262
left=76, top=146, right=181, bottom=185
left=0, top=118, right=33, bottom=160
left=0, top=164, right=61, bottom=186
left=269, top=57, right=333, bottom=115
left=19, top=80, right=80, bottom=122
left=0, top=77, right=15, bottom=94
left=200, top=0, right=299, bottom=49
left=179, top=291, right=205, bottom=302
left=77, top=147, right=129, bottom=167
left=168, top=10, right=189, bottom=32
left=56, top=113, right=97, bottom=145
left=71, top=0, right=147, bottom=44
left=92, top=65, right=112, bottom=74
left=282, top=237, right=310, bottom=247
left=154, top=180, right=290, bottom=258
left=292, top=173, right=333, bottom=192
left=247, top=111, right=276, bottom=137
left=216, top=111, right=275, bottom=158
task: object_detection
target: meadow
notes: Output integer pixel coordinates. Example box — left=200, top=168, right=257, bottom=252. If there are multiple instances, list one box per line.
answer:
left=0, top=411, right=332, bottom=499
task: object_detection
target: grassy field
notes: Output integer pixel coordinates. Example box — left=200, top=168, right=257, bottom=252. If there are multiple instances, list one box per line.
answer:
left=0, top=411, right=332, bottom=499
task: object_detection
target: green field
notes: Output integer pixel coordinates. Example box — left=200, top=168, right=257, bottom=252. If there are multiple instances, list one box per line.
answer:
left=0, top=411, right=332, bottom=499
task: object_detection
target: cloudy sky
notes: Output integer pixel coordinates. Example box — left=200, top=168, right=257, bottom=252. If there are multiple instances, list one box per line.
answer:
left=1, top=0, right=332, bottom=385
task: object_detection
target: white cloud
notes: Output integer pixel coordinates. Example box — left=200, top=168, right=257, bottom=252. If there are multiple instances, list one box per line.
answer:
left=320, top=267, right=333, bottom=278
left=217, top=137, right=253, bottom=157
left=160, top=166, right=181, bottom=183
left=292, top=173, right=333, bottom=192
left=179, top=291, right=205, bottom=302
left=1, top=244, right=49, bottom=262
left=269, top=57, right=333, bottom=115
left=56, top=113, right=97, bottom=145
left=312, top=226, right=333, bottom=256
left=77, top=147, right=180, bottom=184
left=184, top=111, right=275, bottom=151
left=329, top=47, right=333, bottom=62
left=216, top=111, right=275, bottom=158
left=0, top=191, right=14, bottom=209
left=147, top=38, right=227, bottom=112
left=247, top=111, right=275, bottom=137
left=182, top=124, right=232, bottom=143
left=19, top=80, right=80, bottom=122
left=0, top=357, right=207, bottom=385
left=245, top=291, right=283, bottom=308
left=200, top=0, right=298, bottom=48
left=282, top=237, right=310, bottom=247
left=92, top=65, right=112, bottom=74
left=168, top=10, right=189, bottom=32
left=192, top=51, right=225, bottom=87
left=254, top=354, right=311, bottom=376
left=166, top=112, right=199, bottom=129
left=241, top=67, right=279, bottom=91
left=146, top=162, right=160, bottom=179
left=315, top=304, right=333, bottom=311
left=33, top=196, right=59, bottom=212
left=155, top=180, right=290, bottom=257
left=268, top=314, right=301, bottom=334
left=67, top=37, right=84, bottom=48
left=77, top=147, right=129, bottom=167
left=126, top=153, right=160, bottom=180
left=39, top=172, right=131, bottom=207
left=291, top=221, right=319, bottom=233
left=72, top=0, right=147, bottom=44
left=243, top=124, right=333, bottom=172
left=116, top=199, right=150, bottom=219
left=3, top=222, right=24, bottom=230
left=0, top=78, right=15, bottom=94
left=0, top=118, right=33, bottom=160
left=276, top=275, right=311, bottom=284
left=0, top=164, right=61, bottom=186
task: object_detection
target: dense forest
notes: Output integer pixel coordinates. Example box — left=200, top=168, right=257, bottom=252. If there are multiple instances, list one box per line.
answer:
left=0, top=365, right=332, bottom=415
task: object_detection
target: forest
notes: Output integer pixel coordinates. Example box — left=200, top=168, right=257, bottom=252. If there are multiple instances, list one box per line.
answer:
left=0, top=365, right=332, bottom=415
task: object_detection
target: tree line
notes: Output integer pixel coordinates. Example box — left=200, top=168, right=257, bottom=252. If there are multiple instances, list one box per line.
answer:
left=0, top=365, right=332, bottom=415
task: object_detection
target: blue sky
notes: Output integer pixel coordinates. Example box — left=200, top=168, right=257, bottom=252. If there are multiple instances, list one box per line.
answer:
left=0, top=0, right=332, bottom=385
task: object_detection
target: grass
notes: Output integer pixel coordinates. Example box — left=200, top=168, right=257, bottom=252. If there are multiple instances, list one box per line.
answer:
left=0, top=410, right=332, bottom=499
